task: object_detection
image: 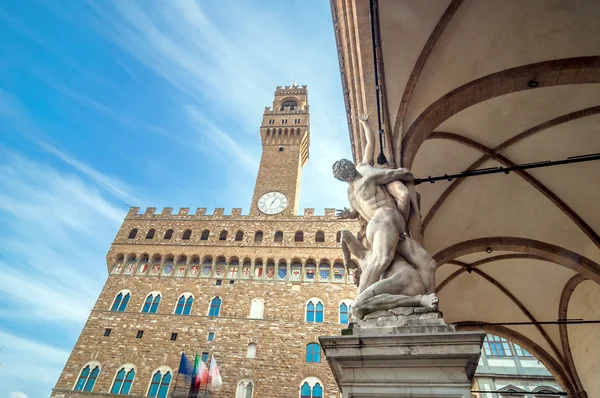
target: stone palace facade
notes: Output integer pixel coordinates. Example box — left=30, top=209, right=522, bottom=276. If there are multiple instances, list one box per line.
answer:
left=50, top=85, right=360, bottom=398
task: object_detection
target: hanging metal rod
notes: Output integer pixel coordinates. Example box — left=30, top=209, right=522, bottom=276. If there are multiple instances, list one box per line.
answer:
left=471, top=390, right=567, bottom=396
left=457, top=318, right=600, bottom=327
left=413, top=152, right=600, bottom=185
left=368, top=0, right=387, bottom=165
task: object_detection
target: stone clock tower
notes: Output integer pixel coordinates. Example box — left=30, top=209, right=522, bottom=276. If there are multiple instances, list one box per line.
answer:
left=250, top=82, right=310, bottom=216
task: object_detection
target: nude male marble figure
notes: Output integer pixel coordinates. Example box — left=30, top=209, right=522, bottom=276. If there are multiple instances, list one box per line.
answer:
left=333, top=114, right=438, bottom=318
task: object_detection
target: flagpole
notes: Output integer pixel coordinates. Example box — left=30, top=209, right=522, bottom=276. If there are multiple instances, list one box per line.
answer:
left=171, top=351, right=180, bottom=398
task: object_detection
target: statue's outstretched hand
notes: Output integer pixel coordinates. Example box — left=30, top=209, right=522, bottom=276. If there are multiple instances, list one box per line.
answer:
left=356, top=113, right=369, bottom=123
left=336, top=207, right=352, bottom=219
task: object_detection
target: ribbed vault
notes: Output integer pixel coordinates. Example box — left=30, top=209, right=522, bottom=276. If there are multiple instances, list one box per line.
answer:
left=331, top=1, right=600, bottom=396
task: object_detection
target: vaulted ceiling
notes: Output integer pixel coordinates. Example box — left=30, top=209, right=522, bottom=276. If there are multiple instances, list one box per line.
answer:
left=331, top=1, right=600, bottom=396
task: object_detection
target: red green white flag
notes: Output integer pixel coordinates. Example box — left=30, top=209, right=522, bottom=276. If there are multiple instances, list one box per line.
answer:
left=209, top=354, right=222, bottom=388
left=190, top=353, right=209, bottom=395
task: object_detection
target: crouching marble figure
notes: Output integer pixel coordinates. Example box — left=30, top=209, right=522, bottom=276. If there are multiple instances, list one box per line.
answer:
left=333, top=114, right=438, bottom=321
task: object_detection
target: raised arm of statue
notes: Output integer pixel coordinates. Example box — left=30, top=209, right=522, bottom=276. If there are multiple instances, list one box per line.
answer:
left=363, top=167, right=414, bottom=186
left=356, top=114, right=375, bottom=166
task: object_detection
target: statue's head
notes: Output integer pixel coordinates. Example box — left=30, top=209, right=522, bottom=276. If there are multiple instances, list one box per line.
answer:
left=332, top=159, right=357, bottom=182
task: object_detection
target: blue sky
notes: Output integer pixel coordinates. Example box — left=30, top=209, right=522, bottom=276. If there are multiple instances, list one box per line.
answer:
left=0, top=1, right=351, bottom=396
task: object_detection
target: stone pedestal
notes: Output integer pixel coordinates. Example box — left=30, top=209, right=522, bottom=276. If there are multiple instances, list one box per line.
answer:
left=319, top=308, right=486, bottom=398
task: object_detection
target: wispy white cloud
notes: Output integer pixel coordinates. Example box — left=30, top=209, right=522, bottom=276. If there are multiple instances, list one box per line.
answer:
left=87, top=0, right=273, bottom=125
left=184, top=105, right=259, bottom=172
left=0, top=152, right=124, bottom=395
left=86, top=0, right=351, bottom=211
left=0, top=331, right=70, bottom=396
left=0, top=89, right=139, bottom=204
left=9, top=392, right=30, bottom=398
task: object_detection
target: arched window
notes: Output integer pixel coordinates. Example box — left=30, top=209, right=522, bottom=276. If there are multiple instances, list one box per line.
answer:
left=533, top=386, right=561, bottom=398
left=315, top=231, right=325, bottom=242
left=306, top=299, right=324, bottom=323
left=305, top=262, right=316, bottom=280
left=498, top=385, right=527, bottom=396
left=209, top=297, right=221, bottom=317
left=318, top=263, right=330, bottom=281
left=333, top=263, right=345, bottom=281
left=182, top=229, right=192, bottom=240
left=339, top=300, right=352, bottom=324
left=513, top=342, right=532, bottom=357
left=128, top=228, right=138, bottom=239
left=246, top=343, right=257, bottom=359
left=74, top=362, right=100, bottom=391
left=305, top=343, right=321, bottom=363
left=147, top=368, right=172, bottom=398
left=164, top=229, right=173, bottom=239
left=200, top=229, right=210, bottom=240
left=142, top=292, right=161, bottom=314
left=300, top=377, right=323, bottom=398
left=294, top=231, right=304, bottom=242
left=483, top=334, right=512, bottom=356
left=281, top=99, right=297, bottom=110
left=249, top=298, right=264, bottom=319
left=110, top=366, right=135, bottom=394
left=146, top=229, right=155, bottom=239
left=254, top=231, right=263, bottom=242
left=235, top=230, right=244, bottom=241
left=175, top=294, right=194, bottom=315
left=111, top=290, right=131, bottom=312
left=219, top=230, right=228, bottom=240
left=336, top=231, right=341, bottom=243
left=278, top=260, right=287, bottom=279
left=236, top=378, right=254, bottom=398
left=274, top=231, right=283, bottom=242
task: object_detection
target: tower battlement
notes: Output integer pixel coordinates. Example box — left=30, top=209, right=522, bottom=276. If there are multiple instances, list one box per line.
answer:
left=275, top=84, right=307, bottom=91
left=263, top=105, right=309, bottom=114
left=126, top=207, right=342, bottom=219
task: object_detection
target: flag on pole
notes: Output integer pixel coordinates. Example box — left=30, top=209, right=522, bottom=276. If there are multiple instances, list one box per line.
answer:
left=189, top=353, right=201, bottom=397
left=178, top=352, right=193, bottom=381
left=190, top=353, right=211, bottom=397
left=209, top=355, right=222, bottom=388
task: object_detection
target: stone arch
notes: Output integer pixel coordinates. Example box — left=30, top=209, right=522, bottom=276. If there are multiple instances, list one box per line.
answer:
left=433, top=236, right=600, bottom=284
left=145, top=365, right=173, bottom=396
left=72, top=360, right=102, bottom=391
left=235, top=230, right=244, bottom=241
left=457, top=323, right=575, bottom=394
left=401, top=56, right=600, bottom=168
left=249, top=297, right=265, bottom=319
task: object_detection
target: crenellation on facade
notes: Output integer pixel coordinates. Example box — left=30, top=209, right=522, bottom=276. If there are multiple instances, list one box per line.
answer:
left=303, top=208, right=315, bottom=216
left=231, top=208, right=242, bottom=217
left=124, top=207, right=354, bottom=224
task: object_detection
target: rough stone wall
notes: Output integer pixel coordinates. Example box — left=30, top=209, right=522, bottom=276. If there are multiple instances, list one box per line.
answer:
left=52, top=209, right=360, bottom=398
left=52, top=276, right=356, bottom=398
left=249, top=142, right=305, bottom=217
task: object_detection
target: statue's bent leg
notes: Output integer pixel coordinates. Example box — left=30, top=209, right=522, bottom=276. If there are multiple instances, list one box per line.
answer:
left=352, top=259, right=428, bottom=319
left=396, top=238, right=437, bottom=294
left=352, top=293, right=439, bottom=319
left=358, top=210, right=399, bottom=293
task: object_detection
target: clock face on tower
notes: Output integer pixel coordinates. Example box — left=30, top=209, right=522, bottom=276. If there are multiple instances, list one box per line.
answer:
left=257, top=192, right=289, bottom=215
